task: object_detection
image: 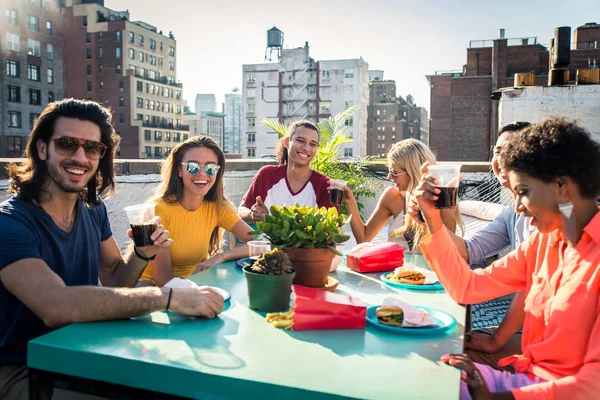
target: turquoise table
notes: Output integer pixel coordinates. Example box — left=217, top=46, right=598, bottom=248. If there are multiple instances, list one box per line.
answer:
left=28, top=255, right=466, bottom=399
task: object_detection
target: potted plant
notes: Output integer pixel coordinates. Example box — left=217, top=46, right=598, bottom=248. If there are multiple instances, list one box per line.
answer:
left=243, top=248, right=296, bottom=312
left=250, top=205, right=350, bottom=288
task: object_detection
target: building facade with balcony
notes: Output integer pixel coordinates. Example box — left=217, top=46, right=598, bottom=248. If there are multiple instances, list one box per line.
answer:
left=1, top=0, right=66, bottom=157
left=184, top=111, right=224, bottom=149
left=223, top=92, right=242, bottom=154
left=242, top=43, right=369, bottom=159
left=195, top=93, right=216, bottom=113
left=426, top=23, right=600, bottom=161
left=62, top=0, right=187, bottom=159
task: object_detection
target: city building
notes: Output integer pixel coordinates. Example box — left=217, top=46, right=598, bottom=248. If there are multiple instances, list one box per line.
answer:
left=223, top=92, right=242, bottom=154
left=426, top=23, right=600, bottom=161
left=62, top=0, right=187, bottom=159
left=368, top=70, right=384, bottom=82
left=184, top=111, right=224, bottom=148
left=195, top=93, right=216, bottom=113
left=242, top=41, right=369, bottom=159
left=1, top=0, right=65, bottom=157
left=367, top=80, right=429, bottom=157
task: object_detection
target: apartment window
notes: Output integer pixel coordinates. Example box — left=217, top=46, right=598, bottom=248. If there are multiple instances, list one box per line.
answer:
left=308, top=85, right=316, bottom=94
left=321, top=70, right=330, bottom=79
left=119, top=113, right=124, bottom=123
left=97, top=31, right=103, bottom=40
left=173, top=132, right=180, bottom=142
left=139, top=35, right=144, bottom=46
left=344, top=148, right=353, bottom=158
left=376, top=109, right=380, bottom=116
left=118, top=96, right=124, bottom=107
left=115, top=30, right=121, bottom=41
left=86, top=32, right=91, bottom=43
left=82, top=15, right=87, bottom=26
left=6, top=9, right=18, bottom=25
left=136, top=113, right=143, bottom=120
left=115, top=47, right=121, bottom=58
left=160, top=42, right=163, bottom=51
left=247, top=118, right=255, bottom=127
left=248, top=133, right=256, bottom=142
left=165, top=147, right=171, bottom=156
left=154, top=131, right=162, bottom=141
left=159, top=57, right=163, bottom=66
left=129, top=48, right=135, bottom=59
left=246, top=72, right=256, bottom=82
left=144, top=146, right=151, bottom=156
left=8, top=86, right=20, bottom=102
left=119, top=80, right=124, bottom=90
left=144, top=130, right=151, bottom=141
left=136, top=81, right=143, bottom=92
left=29, top=113, right=39, bottom=129
left=345, top=116, right=354, bottom=126
left=169, top=47, right=175, bottom=56
left=87, top=81, right=92, bottom=91
left=8, top=111, right=21, bottom=128
left=150, top=39, right=156, bottom=50
left=28, top=15, right=39, bottom=32
left=165, top=132, right=171, bottom=141
left=320, top=101, right=331, bottom=113
left=136, top=97, right=143, bottom=108
left=247, top=88, right=256, bottom=98
left=6, top=60, right=19, bottom=77
left=48, top=91, right=54, bottom=102
left=7, top=136, right=23, bottom=153
left=344, top=70, right=354, bottom=79
left=169, top=61, right=175, bottom=71
left=29, top=88, right=41, bottom=105
left=98, top=64, right=103, bottom=73
left=175, top=90, right=181, bottom=100
left=114, top=64, right=121, bottom=75
left=247, top=148, right=255, bottom=157
left=99, top=80, right=104, bottom=89
left=150, top=55, right=156, bottom=66
left=154, top=147, right=162, bottom=157
left=183, top=134, right=188, bottom=141
left=344, top=85, right=353, bottom=94
left=27, top=65, right=40, bottom=81
left=98, top=47, right=103, bottom=57
left=46, top=44, right=54, bottom=60
left=86, top=48, right=91, bottom=59
left=247, top=103, right=255, bottom=113
left=5, top=33, right=20, bottom=52
left=27, top=39, right=40, bottom=56
left=129, top=31, right=134, bottom=43
left=46, top=20, right=52, bottom=36
left=139, top=51, right=144, bottom=62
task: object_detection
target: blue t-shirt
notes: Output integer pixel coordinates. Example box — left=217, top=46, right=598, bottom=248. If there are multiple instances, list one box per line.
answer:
left=0, top=196, right=112, bottom=364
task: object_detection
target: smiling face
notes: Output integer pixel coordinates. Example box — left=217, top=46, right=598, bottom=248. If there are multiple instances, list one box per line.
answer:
left=286, top=126, right=318, bottom=167
left=179, top=146, right=220, bottom=199
left=492, top=131, right=514, bottom=189
left=36, top=117, right=101, bottom=195
left=509, top=170, right=562, bottom=233
left=387, top=161, right=410, bottom=192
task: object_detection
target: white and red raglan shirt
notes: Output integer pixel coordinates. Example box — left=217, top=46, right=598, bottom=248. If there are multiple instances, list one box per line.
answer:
left=241, top=165, right=336, bottom=211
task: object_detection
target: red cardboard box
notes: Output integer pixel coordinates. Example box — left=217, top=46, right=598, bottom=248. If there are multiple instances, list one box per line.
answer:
left=346, top=242, right=405, bottom=273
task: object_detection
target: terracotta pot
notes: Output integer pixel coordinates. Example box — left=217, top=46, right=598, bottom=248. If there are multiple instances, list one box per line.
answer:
left=282, top=247, right=335, bottom=287
left=243, top=266, right=296, bottom=312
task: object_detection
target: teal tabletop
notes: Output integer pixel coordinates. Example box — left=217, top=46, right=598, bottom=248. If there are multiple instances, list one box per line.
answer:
left=28, top=255, right=466, bottom=399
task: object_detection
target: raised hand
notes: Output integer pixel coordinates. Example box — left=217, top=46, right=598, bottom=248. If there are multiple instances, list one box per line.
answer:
left=250, top=196, right=269, bottom=222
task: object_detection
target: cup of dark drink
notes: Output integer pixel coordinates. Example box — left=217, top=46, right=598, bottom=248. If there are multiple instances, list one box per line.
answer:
left=329, top=179, right=347, bottom=205
left=124, top=204, right=156, bottom=247
left=427, top=164, right=462, bottom=209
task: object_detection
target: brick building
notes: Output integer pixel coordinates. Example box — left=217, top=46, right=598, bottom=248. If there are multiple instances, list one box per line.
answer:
left=62, top=0, right=187, bottom=159
left=1, top=0, right=65, bottom=157
left=367, top=80, right=429, bottom=157
left=426, top=23, right=600, bottom=161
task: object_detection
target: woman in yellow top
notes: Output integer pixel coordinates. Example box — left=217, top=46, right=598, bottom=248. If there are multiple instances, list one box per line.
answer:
left=138, top=136, right=253, bottom=286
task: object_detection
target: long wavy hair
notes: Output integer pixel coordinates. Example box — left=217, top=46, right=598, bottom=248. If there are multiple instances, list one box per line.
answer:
left=275, top=120, right=319, bottom=165
left=387, top=139, right=464, bottom=247
left=7, top=98, right=120, bottom=205
left=151, top=135, right=230, bottom=256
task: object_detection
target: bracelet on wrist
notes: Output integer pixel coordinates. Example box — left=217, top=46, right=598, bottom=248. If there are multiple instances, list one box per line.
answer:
left=166, top=288, right=173, bottom=311
left=134, top=246, right=156, bottom=261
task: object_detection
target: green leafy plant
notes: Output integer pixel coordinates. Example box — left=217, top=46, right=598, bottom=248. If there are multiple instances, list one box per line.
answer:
left=250, top=205, right=351, bottom=255
left=261, top=106, right=382, bottom=218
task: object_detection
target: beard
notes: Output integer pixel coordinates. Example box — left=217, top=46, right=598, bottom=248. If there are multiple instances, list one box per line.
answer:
left=45, top=152, right=95, bottom=194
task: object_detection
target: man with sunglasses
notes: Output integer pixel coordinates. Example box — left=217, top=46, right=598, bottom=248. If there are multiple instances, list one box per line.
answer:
left=0, top=99, right=224, bottom=399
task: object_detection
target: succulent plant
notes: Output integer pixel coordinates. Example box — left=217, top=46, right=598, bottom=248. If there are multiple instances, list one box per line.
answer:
left=251, top=248, right=293, bottom=275
left=249, top=205, right=351, bottom=256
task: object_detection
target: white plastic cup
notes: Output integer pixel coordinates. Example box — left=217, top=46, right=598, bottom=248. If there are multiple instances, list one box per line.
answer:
left=124, top=204, right=156, bottom=247
left=428, top=164, right=461, bottom=209
left=248, top=240, right=271, bottom=262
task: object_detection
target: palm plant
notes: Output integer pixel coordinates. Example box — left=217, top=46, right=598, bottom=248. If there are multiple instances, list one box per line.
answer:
left=261, top=106, right=380, bottom=217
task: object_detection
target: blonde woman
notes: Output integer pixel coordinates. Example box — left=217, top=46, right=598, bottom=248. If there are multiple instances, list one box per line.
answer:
left=341, top=139, right=462, bottom=253
left=137, top=136, right=253, bottom=287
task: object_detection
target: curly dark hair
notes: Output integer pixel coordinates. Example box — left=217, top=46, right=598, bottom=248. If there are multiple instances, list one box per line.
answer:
left=7, top=98, right=120, bottom=205
left=500, top=117, right=600, bottom=199
left=275, top=120, right=319, bottom=165
left=499, top=121, right=530, bottom=136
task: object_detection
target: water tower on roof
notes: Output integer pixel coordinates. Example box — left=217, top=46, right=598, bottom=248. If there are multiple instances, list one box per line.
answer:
left=265, top=27, right=284, bottom=62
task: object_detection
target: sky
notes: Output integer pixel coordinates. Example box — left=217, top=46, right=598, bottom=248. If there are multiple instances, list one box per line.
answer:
left=107, top=0, right=600, bottom=112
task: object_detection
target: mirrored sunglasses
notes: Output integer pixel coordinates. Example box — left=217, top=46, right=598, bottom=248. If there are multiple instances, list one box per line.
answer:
left=52, top=136, right=107, bottom=160
left=181, top=162, right=220, bottom=176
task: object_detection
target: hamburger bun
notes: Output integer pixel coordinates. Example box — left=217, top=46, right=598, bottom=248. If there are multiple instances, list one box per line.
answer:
left=393, top=267, right=416, bottom=279
left=400, top=275, right=426, bottom=285
left=375, top=305, right=404, bottom=327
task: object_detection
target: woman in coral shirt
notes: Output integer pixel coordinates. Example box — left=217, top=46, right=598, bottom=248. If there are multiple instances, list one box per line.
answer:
left=415, top=117, right=600, bottom=400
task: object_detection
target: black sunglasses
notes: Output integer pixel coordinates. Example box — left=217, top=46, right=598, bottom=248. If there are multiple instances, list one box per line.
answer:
left=52, top=137, right=107, bottom=160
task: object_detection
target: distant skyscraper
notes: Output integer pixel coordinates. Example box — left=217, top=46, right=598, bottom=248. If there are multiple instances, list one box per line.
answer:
left=223, top=93, right=242, bottom=154
left=195, top=94, right=216, bottom=112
